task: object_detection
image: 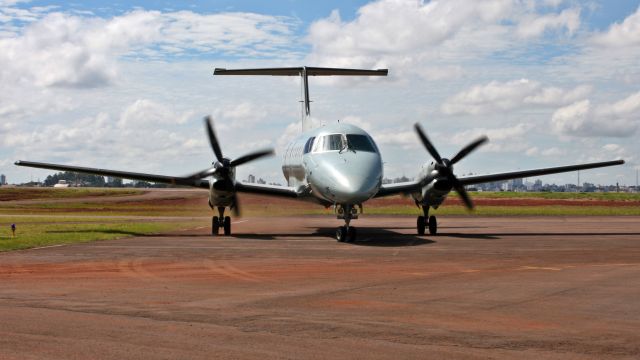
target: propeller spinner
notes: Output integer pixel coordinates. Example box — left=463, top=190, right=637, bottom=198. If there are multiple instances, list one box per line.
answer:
left=190, top=116, right=274, bottom=215
left=414, top=123, right=488, bottom=210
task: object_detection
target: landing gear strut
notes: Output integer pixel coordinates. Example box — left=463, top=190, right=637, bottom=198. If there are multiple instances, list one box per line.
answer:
left=212, top=206, right=231, bottom=236
left=417, top=206, right=437, bottom=235
left=336, top=204, right=357, bottom=243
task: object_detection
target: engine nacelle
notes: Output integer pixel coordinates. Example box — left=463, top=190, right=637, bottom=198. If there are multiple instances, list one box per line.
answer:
left=411, top=161, right=452, bottom=209
left=208, top=176, right=235, bottom=208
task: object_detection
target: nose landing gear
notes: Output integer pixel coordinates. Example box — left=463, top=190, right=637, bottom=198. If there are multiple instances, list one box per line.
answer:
left=417, top=206, right=437, bottom=235
left=212, top=206, right=231, bottom=236
left=336, top=204, right=358, bottom=243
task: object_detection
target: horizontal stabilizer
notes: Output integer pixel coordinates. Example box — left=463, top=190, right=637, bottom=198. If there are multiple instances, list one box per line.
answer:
left=214, top=66, right=388, bottom=77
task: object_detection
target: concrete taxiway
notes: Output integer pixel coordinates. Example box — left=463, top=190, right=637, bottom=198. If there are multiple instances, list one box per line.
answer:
left=1, top=216, right=639, bottom=359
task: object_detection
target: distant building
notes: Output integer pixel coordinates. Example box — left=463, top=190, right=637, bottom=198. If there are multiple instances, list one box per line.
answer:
left=247, top=174, right=256, bottom=183
left=0, top=174, right=6, bottom=185
left=533, top=179, right=543, bottom=191
left=511, top=177, right=524, bottom=191
left=582, top=182, right=596, bottom=192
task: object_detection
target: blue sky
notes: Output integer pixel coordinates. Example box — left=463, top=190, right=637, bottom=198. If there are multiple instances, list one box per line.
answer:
left=1, top=0, right=639, bottom=186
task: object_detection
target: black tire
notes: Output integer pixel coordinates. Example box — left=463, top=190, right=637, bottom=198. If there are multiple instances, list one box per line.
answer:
left=428, top=215, right=437, bottom=235
left=336, top=226, right=346, bottom=242
left=223, top=216, right=231, bottom=236
left=347, top=226, right=357, bottom=242
left=212, top=216, right=219, bottom=235
left=417, top=216, right=425, bottom=235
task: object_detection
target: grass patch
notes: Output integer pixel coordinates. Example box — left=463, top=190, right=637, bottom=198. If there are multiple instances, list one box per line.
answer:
left=0, top=216, right=207, bottom=252
left=0, top=203, right=209, bottom=217
left=367, top=205, right=640, bottom=216
left=0, top=187, right=143, bottom=201
left=464, top=191, right=640, bottom=201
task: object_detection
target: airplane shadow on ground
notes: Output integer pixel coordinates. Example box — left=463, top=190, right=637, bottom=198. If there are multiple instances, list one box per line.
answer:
left=46, top=228, right=433, bottom=246
left=48, top=228, right=639, bottom=245
left=443, top=232, right=640, bottom=240
left=183, top=227, right=436, bottom=247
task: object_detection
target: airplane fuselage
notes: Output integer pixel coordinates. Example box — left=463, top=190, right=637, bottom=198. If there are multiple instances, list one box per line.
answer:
left=208, top=122, right=454, bottom=210
left=282, top=123, right=383, bottom=205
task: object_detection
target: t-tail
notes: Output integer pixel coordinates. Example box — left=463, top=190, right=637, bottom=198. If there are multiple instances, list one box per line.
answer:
left=213, top=66, right=388, bottom=132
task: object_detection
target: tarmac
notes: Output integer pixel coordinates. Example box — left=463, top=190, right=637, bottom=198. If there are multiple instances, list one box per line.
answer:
left=1, top=215, right=639, bottom=359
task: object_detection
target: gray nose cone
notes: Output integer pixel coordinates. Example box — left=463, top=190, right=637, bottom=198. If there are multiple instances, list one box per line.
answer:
left=316, top=152, right=382, bottom=204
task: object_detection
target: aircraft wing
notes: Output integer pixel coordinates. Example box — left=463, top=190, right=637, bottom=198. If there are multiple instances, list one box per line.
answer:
left=458, top=160, right=624, bottom=186
left=234, top=182, right=299, bottom=198
left=374, top=159, right=624, bottom=198
left=374, top=181, right=421, bottom=198
left=14, top=160, right=210, bottom=189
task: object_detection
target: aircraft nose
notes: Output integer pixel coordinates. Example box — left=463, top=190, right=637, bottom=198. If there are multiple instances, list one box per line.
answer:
left=318, top=152, right=382, bottom=203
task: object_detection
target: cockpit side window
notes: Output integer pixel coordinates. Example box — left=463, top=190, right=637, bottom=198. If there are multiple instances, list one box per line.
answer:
left=346, top=134, right=377, bottom=152
left=312, top=136, right=323, bottom=153
left=303, top=137, right=315, bottom=154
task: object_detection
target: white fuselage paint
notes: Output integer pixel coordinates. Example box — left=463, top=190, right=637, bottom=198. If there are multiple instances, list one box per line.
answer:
left=281, top=123, right=383, bottom=205
left=209, top=122, right=448, bottom=209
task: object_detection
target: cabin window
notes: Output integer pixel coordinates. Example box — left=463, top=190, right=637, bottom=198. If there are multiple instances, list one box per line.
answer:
left=346, top=134, right=377, bottom=152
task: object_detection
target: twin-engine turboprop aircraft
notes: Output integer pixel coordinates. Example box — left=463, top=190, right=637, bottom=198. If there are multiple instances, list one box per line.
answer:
left=15, top=66, right=624, bottom=242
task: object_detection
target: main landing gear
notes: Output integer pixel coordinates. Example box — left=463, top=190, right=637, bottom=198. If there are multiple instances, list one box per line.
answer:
left=212, top=206, right=231, bottom=236
left=336, top=204, right=358, bottom=243
left=417, top=206, right=437, bottom=235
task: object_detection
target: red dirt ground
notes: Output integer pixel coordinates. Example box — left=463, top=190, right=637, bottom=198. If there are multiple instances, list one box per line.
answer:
left=1, top=216, right=639, bottom=359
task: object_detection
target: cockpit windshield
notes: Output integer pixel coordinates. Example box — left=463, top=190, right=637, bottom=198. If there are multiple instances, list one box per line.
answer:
left=312, top=133, right=378, bottom=153
left=346, top=134, right=376, bottom=152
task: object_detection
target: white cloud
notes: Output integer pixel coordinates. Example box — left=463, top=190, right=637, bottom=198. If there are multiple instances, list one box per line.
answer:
left=591, top=6, right=640, bottom=47
left=212, top=102, right=268, bottom=129
left=441, top=79, right=590, bottom=115
left=516, top=7, right=580, bottom=38
left=551, top=91, right=640, bottom=137
left=373, top=130, right=417, bottom=149
left=602, top=143, right=624, bottom=154
left=450, top=123, right=532, bottom=153
left=276, top=121, right=301, bottom=152
left=541, top=147, right=564, bottom=156
left=118, top=99, right=193, bottom=128
left=0, top=9, right=299, bottom=88
left=305, top=0, right=581, bottom=78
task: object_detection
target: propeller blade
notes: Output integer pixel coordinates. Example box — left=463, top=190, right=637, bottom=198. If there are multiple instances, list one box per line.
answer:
left=229, top=149, right=275, bottom=167
left=231, top=194, right=241, bottom=217
left=450, top=136, right=488, bottom=165
left=204, top=116, right=224, bottom=163
left=453, top=181, right=474, bottom=210
left=185, top=167, right=217, bottom=179
left=414, top=123, right=443, bottom=164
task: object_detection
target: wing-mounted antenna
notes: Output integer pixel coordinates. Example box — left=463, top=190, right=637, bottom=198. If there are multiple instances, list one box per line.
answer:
left=213, top=66, right=388, bottom=132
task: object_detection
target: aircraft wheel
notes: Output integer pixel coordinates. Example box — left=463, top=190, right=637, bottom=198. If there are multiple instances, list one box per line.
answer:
left=212, top=216, right=220, bottom=235
left=428, top=215, right=437, bottom=235
left=417, top=216, right=425, bottom=235
left=223, top=216, right=231, bottom=236
left=347, top=227, right=357, bottom=242
left=336, top=226, right=346, bottom=242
